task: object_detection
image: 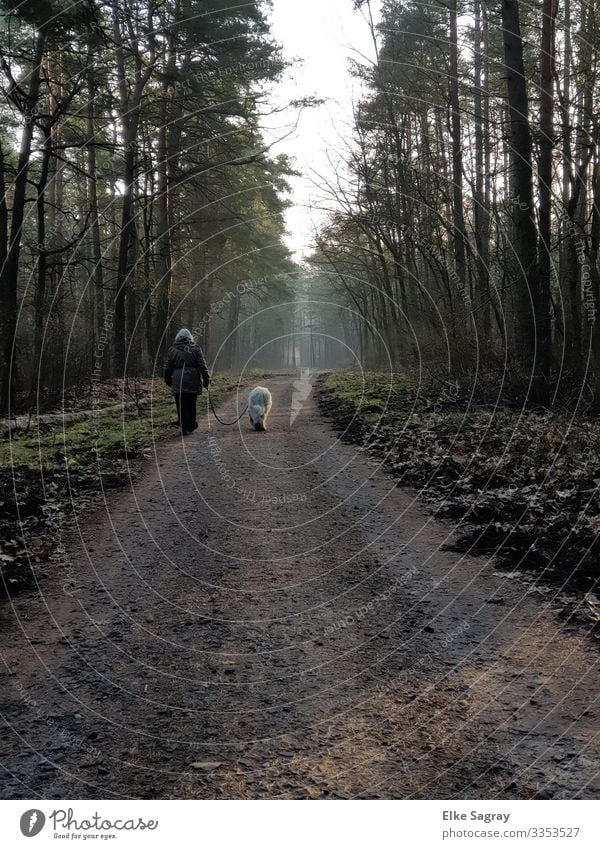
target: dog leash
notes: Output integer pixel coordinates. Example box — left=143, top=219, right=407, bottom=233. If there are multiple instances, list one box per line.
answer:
left=207, top=388, right=249, bottom=426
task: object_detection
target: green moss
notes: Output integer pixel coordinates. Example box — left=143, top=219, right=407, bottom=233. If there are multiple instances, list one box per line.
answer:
left=0, top=374, right=241, bottom=473
left=323, top=370, right=418, bottom=421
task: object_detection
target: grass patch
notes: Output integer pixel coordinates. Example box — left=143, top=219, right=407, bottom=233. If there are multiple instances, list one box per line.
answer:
left=323, top=370, right=418, bottom=415
left=0, top=373, right=241, bottom=473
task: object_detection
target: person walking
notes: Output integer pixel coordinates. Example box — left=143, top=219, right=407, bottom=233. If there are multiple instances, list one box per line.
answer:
left=164, top=328, right=211, bottom=435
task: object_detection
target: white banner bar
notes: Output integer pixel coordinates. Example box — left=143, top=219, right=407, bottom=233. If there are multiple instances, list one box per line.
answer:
left=0, top=800, right=597, bottom=848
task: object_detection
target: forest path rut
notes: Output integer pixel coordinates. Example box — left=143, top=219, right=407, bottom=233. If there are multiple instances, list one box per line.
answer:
left=1, top=374, right=599, bottom=799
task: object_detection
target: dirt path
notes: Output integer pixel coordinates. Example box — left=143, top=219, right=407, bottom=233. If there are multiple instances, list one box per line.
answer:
left=1, top=375, right=599, bottom=799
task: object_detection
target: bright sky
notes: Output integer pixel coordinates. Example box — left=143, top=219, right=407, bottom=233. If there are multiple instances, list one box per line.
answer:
left=265, top=0, right=381, bottom=262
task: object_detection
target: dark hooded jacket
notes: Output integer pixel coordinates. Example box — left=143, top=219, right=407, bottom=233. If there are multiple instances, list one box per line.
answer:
left=164, top=339, right=211, bottom=395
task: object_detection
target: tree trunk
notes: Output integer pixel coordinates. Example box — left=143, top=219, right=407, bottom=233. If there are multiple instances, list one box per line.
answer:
left=31, top=126, right=53, bottom=403
left=47, top=51, right=65, bottom=399
left=111, top=0, right=154, bottom=375
left=155, top=78, right=174, bottom=355
left=473, top=0, right=491, bottom=338
left=536, top=0, right=558, bottom=404
left=501, top=0, right=538, bottom=382
left=449, top=0, right=467, bottom=291
left=86, top=54, right=108, bottom=379
left=0, top=28, right=46, bottom=412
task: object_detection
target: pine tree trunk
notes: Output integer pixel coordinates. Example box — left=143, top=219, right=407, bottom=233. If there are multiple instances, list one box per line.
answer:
left=449, top=0, right=467, bottom=292
left=536, top=0, right=558, bottom=405
left=501, top=0, right=538, bottom=380
left=473, top=0, right=491, bottom=338
left=0, top=28, right=46, bottom=412
left=86, top=54, right=108, bottom=379
left=31, top=126, right=53, bottom=403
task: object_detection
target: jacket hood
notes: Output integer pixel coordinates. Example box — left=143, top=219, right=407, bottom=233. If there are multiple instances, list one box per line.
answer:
left=174, top=328, right=193, bottom=344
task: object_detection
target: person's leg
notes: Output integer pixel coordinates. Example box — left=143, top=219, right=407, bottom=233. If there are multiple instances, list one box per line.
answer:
left=182, top=393, right=195, bottom=434
left=174, top=394, right=183, bottom=431
left=190, top=393, right=198, bottom=430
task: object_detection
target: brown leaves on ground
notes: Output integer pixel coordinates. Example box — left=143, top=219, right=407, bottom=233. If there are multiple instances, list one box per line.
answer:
left=319, top=373, right=600, bottom=606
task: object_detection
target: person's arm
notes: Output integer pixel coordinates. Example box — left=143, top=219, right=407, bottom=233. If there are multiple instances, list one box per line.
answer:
left=196, top=346, right=211, bottom=388
left=164, top=349, right=174, bottom=386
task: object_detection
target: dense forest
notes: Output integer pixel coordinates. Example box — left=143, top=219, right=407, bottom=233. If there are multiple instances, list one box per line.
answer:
left=311, top=0, right=600, bottom=407
left=3, top=0, right=600, bottom=413
left=0, top=0, right=300, bottom=413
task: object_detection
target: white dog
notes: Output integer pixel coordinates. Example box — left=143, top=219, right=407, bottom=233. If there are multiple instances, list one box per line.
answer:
left=248, top=386, right=272, bottom=431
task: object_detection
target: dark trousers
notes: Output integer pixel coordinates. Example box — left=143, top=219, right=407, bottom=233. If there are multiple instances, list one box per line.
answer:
left=174, top=392, right=198, bottom=434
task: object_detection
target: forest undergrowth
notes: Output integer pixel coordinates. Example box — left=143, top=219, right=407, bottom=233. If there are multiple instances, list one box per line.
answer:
left=319, top=370, right=600, bottom=633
